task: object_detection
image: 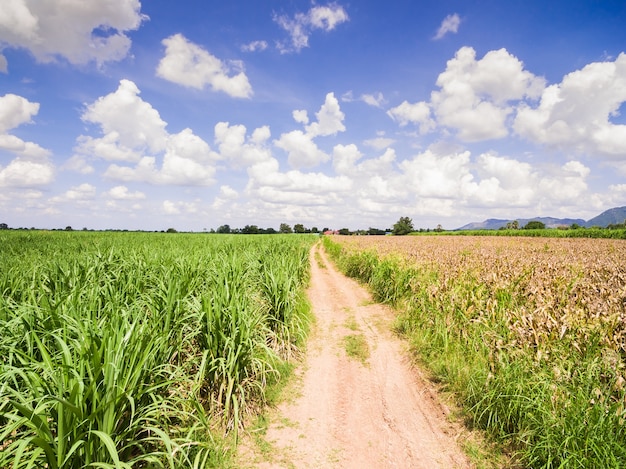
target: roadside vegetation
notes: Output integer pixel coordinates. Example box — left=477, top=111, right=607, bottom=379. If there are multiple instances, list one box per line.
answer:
left=0, top=231, right=315, bottom=468
left=324, top=235, right=626, bottom=468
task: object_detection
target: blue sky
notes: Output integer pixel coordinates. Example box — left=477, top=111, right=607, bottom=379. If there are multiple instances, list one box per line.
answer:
left=1, top=0, right=626, bottom=231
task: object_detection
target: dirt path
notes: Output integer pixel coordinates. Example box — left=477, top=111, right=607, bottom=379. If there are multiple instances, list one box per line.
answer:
left=241, top=243, right=472, bottom=468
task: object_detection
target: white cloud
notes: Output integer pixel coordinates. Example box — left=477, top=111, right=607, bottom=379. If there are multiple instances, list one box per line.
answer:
left=157, top=34, right=252, bottom=98
left=332, top=143, right=362, bottom=175
left=514, top=52, right=626, bottom=158
left=275, top=93, right=346, bottom=169
left=159, top=128, right=217, bottom=185
left=434, top=13, right=461, bottom=40
left=76, top=79, right=218, bottom=186
left=432, top=47, right=545, bottom=141
left=361, top=92, right=386, bottom=108
left=305, top=92, right=345, bottom=137
left=0, top=158, right=54, bottom=187
left=536, top=161, right=589, bottom=202
left=275, top=130, right=329, bottom=168
left=341, top=90, right=386, bottom=107
left=0, top=134, right=50, bottom=159
left=0, top=93, right=39, bottom=133
left=400, top=149, right=474, bottom=199
left=79, top=79, right=168, bottom=158
left=275, top=3, right=349, bottom=53
left=387, top=100, right=435, bottom=133
left=49, top=183, right=97, bottom=204
left=389, top=47, right=544, bottom=141
left=363, top=137, right=395, bottom=151
left=162, top=199, right=201, bottom=216
left=219, top=185, right=238, bottom=199
left=0, top=0, right=145, bottom=66
left=388, top=47, right=545, bottom=141
left=163, top=200, right=180, bottom=215
left=241, top=40, right=268, bottom=52
left=105, top=185, right=145, bottom=200
left=293, top=109, right=309, bottom=124
left=103, top=135, right=217, bottom=186
left=0, top=93, right=53, bottom=187
left=62, top=155, right=94, bottom=174
left=214, top=122, right=272, bottom=168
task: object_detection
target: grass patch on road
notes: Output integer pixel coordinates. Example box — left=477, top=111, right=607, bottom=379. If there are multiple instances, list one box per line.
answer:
left=343, top=334, right=370, bottom=365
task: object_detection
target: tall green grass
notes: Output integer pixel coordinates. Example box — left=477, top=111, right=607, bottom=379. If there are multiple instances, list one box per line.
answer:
left=0, top=231, right=314, bottom=467
left=323, top=236, right=626, bottom=468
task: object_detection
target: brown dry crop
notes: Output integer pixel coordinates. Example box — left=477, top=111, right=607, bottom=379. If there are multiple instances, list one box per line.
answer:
left=332, top=235, right=626, bottom=362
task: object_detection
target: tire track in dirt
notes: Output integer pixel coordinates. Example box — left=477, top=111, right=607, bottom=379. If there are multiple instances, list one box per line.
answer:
left=241, top=242, right=472, bottom=468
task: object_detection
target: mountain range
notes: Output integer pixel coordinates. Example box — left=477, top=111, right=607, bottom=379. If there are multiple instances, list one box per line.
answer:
left=456, top=206, right=626, bottom=230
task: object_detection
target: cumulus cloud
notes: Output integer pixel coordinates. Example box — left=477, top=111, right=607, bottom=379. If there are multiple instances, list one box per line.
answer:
left=157, top=34, right=252, bottom=98
left=305, top=92, right=345, bottom=137
left=162, top=200, right=201, bottom=215
left=514, top=52, right=626, bottom=158
left=434, top=13, right=461, bottom=40
left=274, top=3, right=349, bottom=53
left=387, top=46, right=626, bottom=174
left=387, top=100, right=435, bottom=133
left=214, top=122, right=272, bottom=169
left=80, top=79, right=168, bottom=158
left=0, top=93, right=53, bottom=187
left=49, top=183, right=97, bottom=205
left=105, top=185, right=145, bottom=200
left=275, top=92, right=346, bottom=168
left=62, top=155, right=95, bottom=175
left=75, top=79, right=218, bottom=186
left=0, top=158, right=54, bottom=187
left=292, top=109, right=309, bottom=124
left=0, top=93, right=39, bottom=133
left=275, top=130, right=329, bottom=168
left=0, top=0, right=145, bottom=67
left=431, top=47, right=545, bottom=141
left=389, top=47, right=545, bottom=141
left=387, top=145, right=594, bottom=217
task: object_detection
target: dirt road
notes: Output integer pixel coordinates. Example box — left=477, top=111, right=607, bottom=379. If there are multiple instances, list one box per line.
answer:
left=241, top=242, right=472, bottom=468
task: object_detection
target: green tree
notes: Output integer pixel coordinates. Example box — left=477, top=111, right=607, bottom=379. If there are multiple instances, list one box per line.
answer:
left=216, top=224, right=231, bottom=234
left=506, top=220, right=520, bottom=230
left=523, top=220, right=546, bottom=230
left=166, top=227, right=177, bottom=233
left=0, top=223, right=8, bottom=230
left=392, top=216, right=413, bottom=235
left=242, top=225, right=260, bottom=234
left=311, top=226, right=319, bottom=233
left=338, top=228, right=351, bottom=235
left=293, top=223, right=306, bottom=233
left=279, top=223, right=293, bottom=234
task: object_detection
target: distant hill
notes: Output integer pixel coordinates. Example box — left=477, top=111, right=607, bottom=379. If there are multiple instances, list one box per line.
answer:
left=457, top=217, right=586, bottom=231
left=585, top=206, right=626, bottom=227
left=455, top=207, right=626, bottom=230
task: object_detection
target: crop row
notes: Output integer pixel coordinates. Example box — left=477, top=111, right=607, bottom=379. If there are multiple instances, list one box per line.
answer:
left=0, top=231, right=315, bottom=468
left=325, top=235, right=626, bottom=468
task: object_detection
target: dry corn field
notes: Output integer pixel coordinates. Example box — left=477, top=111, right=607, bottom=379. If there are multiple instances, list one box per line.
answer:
left=325, top=235, right=626, bottom=467
left=334, top=235, right=626, bottom=358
